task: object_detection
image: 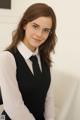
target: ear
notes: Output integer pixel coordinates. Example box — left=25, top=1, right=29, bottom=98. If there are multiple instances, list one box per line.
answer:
left=23, top=26, right=26, bottom=30
left=23, top=25, right=27, bottom=30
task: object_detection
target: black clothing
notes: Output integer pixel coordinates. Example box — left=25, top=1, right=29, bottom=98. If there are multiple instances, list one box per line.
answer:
left=2, top=48, right=51, bottom=120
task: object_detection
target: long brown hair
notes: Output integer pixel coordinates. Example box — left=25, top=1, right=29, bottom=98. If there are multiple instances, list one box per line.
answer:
left=6, top=3, right=57, bottom=67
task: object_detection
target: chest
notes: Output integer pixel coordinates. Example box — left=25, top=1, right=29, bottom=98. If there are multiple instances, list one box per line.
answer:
left=10, top=49, right=51, bottom=99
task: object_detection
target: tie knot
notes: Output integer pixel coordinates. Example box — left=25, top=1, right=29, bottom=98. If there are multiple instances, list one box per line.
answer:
left=30, top=55, right=38, bottom=63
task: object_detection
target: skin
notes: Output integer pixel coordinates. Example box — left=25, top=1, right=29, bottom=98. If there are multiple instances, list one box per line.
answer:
left=23, top=17, right=52, bottom=52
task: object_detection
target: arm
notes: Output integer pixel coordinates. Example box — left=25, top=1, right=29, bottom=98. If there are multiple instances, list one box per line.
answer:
left=44, top=63, right=56, bottom=120
left=0, top=51, right=35, bottom=120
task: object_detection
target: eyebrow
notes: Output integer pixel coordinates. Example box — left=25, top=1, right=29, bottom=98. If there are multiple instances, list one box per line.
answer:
left=32, top=22, right=51, bottom=30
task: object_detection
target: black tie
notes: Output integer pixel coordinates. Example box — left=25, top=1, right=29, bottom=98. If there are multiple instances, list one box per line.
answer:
left=30, top=55, right=41, bottom=77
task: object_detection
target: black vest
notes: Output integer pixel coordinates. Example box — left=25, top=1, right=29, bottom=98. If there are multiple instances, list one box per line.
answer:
left=2, top=48, right=51, bottom=120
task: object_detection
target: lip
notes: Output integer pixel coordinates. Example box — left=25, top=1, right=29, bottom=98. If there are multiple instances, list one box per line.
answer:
left=32, top=38, right=42, bottom=41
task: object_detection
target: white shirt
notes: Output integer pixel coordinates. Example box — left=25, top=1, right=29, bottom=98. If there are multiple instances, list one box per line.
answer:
left=0, top=41, right=55, bottom=120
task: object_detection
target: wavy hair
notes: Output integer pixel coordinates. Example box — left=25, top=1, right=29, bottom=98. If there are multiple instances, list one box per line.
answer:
left=6, top=3, right=57, bottom=67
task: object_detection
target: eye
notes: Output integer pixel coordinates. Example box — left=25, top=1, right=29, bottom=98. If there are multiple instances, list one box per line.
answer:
left=43, top=28, right=51, bottom=34
left=32, top=24, right=39, bottom=30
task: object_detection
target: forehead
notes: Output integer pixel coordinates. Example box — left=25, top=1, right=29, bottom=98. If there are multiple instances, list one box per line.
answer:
left=30, top=16, right=52, bottom=28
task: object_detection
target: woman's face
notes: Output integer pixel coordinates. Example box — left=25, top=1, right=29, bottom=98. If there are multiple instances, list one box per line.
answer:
left=23, top=16, right=52, bottom=52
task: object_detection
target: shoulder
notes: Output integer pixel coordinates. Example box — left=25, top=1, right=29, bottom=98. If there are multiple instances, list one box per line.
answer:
left=0, top=51, right=16, bottom=69
left=0, top=51, right=15, bottom=62
left=50, top=52, right=55, bottom=80
left=50, top=52, right=54, bottom=70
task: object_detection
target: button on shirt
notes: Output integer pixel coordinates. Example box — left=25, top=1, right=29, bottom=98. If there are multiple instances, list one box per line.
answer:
left=0, top=41, right=55, bottom=120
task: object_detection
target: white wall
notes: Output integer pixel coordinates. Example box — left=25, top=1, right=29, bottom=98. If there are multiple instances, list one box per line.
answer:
left=53, top=0, right=80, bottom=78
left=0, top=0, right=80, bottom=78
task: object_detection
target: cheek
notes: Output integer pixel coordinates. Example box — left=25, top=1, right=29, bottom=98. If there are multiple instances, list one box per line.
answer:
left=25, top=29, right=33, bottom=37
left=40, top=38, right=47, bottom=45
left=42, top=35, right=49, bottom=43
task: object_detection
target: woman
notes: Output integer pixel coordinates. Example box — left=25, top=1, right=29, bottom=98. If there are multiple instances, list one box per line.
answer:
left=0, top=3, right=57, bottom=120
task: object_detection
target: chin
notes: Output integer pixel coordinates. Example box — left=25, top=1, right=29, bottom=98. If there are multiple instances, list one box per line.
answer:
left=32, top=43, right=40, bottom=48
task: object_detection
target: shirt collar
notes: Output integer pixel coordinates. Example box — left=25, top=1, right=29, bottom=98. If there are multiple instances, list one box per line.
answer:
left=17, top=41, right=39, bottom=60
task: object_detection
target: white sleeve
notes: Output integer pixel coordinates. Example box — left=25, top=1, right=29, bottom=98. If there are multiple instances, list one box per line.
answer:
left=0, top=51, right=35, bottom=120
left=44, top=63, right=56, bottom=120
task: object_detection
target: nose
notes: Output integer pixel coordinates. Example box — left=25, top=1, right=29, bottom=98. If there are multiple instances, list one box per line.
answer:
left=36, top=29, right=43, bottom=38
